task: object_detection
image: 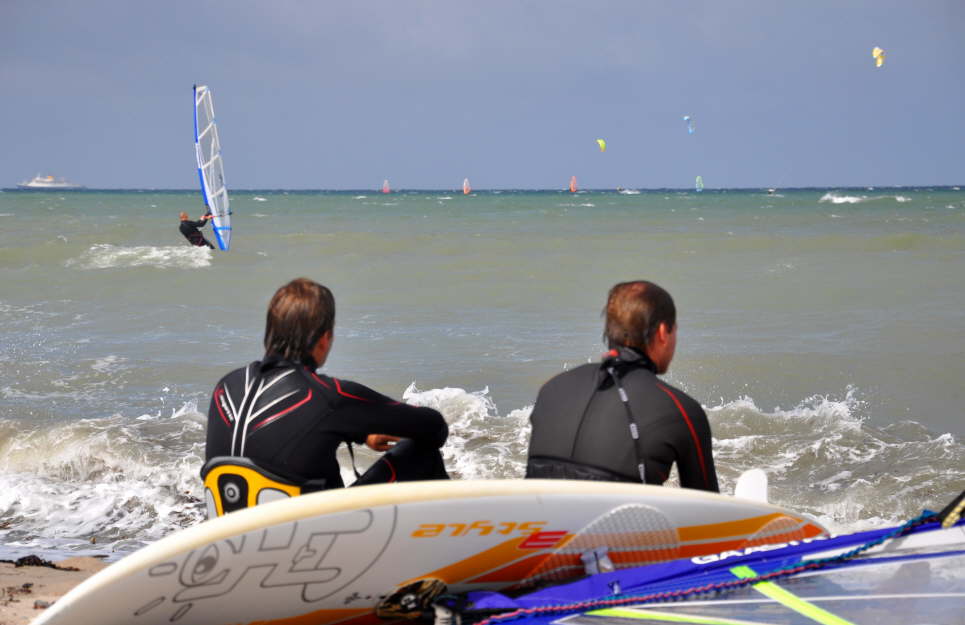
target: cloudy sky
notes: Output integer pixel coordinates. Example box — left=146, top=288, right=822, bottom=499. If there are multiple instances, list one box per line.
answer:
left=3, top=1, right=963, bottom=189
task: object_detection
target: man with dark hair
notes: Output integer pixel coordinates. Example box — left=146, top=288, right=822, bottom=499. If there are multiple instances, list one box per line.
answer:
left=526, top=280, right=718, bottom=492
left=179, top=211, right=214, bottom=248
left=205, top=278, right=449, bottom=491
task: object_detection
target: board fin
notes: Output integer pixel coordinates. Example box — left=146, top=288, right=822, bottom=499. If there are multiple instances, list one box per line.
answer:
left=734, top=468, right=768, bottom=503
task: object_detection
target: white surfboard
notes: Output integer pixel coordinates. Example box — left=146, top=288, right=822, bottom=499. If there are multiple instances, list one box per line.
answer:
left=33, top=480, right=826, bottom=625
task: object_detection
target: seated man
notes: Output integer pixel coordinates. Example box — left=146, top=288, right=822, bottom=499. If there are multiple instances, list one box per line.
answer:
left=205, top=277, right=449, bottom=491
left=526, top=280, right=719, bottom=492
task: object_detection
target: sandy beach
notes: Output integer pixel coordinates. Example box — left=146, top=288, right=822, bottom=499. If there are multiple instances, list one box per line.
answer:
left=0, top=557, right=106, bottom=625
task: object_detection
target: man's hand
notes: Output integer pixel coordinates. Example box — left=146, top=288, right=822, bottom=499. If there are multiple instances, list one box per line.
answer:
left=365, top=434, right=400, bottom=452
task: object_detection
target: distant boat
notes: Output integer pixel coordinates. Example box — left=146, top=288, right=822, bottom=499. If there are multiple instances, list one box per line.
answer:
left=569, top=176, right=577, bottom=193
left=17, top=174, right=85, bottom=190
left=463, top=178, right=471, bottom=195
left=767, top=188, right=776, bottom=195
left=382, top=179, right=390, bottom=194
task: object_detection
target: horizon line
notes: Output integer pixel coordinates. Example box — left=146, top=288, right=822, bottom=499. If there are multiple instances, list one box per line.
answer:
left=3, top=184, right=963, bottom=193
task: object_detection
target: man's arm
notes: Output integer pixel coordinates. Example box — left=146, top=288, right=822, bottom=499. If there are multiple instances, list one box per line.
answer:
left=329, top=378, right=448, bottom=448
left=675, top=404, right=719, bottom=492
left=657, top=384, right=719, bottom=493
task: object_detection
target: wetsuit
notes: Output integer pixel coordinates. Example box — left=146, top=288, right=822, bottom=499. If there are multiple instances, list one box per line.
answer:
left=179, top=218, right=214, bottom=248
left=205, top=355, right=449, bottom=490
left=525, top=346, right=719, bottom=492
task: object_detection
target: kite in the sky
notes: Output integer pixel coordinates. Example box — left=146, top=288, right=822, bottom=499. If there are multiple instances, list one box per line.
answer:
left=596, top=138, right=607, bottom=152
left=872, top=46, right=885, bottom=68
left=683, top=115, right=695, bottom=134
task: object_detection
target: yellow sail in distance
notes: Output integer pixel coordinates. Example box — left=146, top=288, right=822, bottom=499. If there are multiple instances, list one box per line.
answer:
left=596, top=139, right=606, bottom=152
left=872, top=46, right=885, bottom=67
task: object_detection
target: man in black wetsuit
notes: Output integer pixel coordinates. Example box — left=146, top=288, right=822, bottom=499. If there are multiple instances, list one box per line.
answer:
left=179, top=211, right=214, bottom=248
left=526, top=280, right=719, bottom=492
left=205, top=278, right=449, bottom=490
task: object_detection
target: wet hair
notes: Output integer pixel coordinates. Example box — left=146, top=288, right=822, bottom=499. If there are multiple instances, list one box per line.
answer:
left=263, top=278, right=335, bottom=365
left=603, top=280, right=676, bottom=350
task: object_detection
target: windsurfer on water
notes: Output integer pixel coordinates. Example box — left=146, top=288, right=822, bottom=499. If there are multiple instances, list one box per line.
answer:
left=179, top=211, right=214, bottom=248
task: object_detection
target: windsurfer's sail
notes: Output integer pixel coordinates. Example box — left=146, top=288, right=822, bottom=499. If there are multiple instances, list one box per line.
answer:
left=695, top=175, right=704, bottom=192
left=463, top=178, right=471, bottom=195
left=193, top=84, right=231, bottom=251
left=382, top=179, right=390, bottom=194
left=569, top=176, right=577, bottom=193
left=441, top=502, right=965, bottom=625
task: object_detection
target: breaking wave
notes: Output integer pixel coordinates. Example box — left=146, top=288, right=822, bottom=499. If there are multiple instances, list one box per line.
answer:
left=819, top=192, right=913, bottom=205
left=65, top=244, right=212, bottom=270
left=0, top=384, right=960, bottom=559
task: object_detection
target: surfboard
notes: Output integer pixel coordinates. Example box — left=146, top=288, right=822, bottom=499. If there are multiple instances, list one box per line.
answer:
left=33, top=479, right=826, bottom=625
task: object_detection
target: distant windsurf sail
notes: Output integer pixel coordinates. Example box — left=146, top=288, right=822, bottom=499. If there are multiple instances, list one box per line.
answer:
left=382, top=179, right=390, bottom=194
left=695, top=175, right=704, bottom=192
left=193, top=84, right=231, bottom=251
left=683, top=114, right=695, bottom=134
left=463, top=178, right=471, bottom=195
left=569, top=176, right=577, bottom=193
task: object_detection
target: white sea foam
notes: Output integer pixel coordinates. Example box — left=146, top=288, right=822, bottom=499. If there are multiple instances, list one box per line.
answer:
left=402, top=384, right=531, bottom=480
left=820, top=192, right=866, bottom=204
left=252, top=196, right=268, bottom=202
left=618, top=189, right=641, bottom=195
left=0, top=382, right=960, bottom=557
left=91, top=355, right=127, bottom=374
left=820, top=192, right=914, bottom=205
left=0, top=402, right=207, bottom=556
left=65, top=244, right=212, bottom=270
left=706, top=388, right=961, bottom=532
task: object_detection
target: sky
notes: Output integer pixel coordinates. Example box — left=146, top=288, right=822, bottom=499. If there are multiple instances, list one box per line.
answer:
left=3, top=0, right=964, bottom=190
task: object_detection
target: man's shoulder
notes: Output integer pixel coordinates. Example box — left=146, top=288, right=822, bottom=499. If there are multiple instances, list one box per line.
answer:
left=540, top=362, right=599, bottom=391
left=652, top=378, right=706, bottom=415
left=216, top=360, right=307, bottom=385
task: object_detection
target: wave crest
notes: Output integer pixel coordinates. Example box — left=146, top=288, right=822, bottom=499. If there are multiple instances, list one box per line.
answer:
left=403, top=383, right=531, bottom=480
left=707, top=389, right=962, bottom=531
left=819, top=192, right=913, bottom=205
left=65, top=244, right=211, bottom=270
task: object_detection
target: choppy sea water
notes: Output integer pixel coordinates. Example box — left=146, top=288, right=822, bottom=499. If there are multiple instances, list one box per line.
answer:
left=0, top=188, right=963, bottom=561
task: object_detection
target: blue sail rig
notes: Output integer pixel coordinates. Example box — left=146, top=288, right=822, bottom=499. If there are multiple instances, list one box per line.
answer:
left=193, top=85, right=231, bottom=251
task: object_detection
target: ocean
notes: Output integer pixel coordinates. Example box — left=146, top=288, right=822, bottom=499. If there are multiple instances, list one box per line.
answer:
left=0, top=187, right=963, bottom=561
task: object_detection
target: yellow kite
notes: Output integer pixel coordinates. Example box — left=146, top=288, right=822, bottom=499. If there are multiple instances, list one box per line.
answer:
left=872, top=46, right=885, bottom=68
left=596, top=139, right=607, bottom=152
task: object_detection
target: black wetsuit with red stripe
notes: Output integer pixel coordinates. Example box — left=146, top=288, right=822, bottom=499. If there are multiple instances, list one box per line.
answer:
left=525, top=346, right=719, bottom=492
left=179, top=218, right=214, bottom=248
left=205, top=355, right=449, bottom=489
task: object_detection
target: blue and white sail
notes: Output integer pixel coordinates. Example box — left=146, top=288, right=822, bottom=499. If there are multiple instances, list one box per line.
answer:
left=193, top=85, right=231, bottom=251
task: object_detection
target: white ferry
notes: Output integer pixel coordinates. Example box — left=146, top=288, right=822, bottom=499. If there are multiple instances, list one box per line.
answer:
left=16, top=174, right=85, bottom=190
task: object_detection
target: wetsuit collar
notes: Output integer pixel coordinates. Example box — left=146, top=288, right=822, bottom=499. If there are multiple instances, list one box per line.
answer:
left=260, top=353, right=317, bottom=372
left=601, top=345, right=658, bottom=374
